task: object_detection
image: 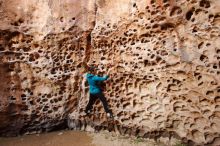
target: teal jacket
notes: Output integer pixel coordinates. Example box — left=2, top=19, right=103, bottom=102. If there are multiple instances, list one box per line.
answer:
left=86, top=73, right=109, bottom=94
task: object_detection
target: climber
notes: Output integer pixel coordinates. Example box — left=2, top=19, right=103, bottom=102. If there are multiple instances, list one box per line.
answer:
left=84, top=65, right=114, bottom=118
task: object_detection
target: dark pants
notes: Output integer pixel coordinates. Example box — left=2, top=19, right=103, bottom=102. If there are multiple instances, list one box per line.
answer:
left=85, top=92, right=112, bottom=113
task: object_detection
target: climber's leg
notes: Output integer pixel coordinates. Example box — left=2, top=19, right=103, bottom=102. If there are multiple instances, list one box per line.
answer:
left=85, top=94, right=98, bottom=113
left=97, top=93, right=113, bottom=116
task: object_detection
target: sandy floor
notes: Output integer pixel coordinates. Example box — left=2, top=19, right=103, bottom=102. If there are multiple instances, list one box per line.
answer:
left=90, top=131, right=163, bottom=146
left=0, top=130, right=165, bottom=146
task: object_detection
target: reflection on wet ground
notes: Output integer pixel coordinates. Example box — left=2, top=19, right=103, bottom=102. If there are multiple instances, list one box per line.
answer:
left=0, top=131, right=94, bottom=146
left=0, top=130, right=165, bottom=146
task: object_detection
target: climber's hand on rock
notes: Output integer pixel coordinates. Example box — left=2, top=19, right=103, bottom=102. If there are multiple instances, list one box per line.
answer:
left=106, top=63, right=114, bottom=74
left=106, top=63, right=113, bottom=68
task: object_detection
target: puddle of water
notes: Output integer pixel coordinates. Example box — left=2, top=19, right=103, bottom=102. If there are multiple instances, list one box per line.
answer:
left=0, top=130, right=94, bottom=146
left=0, top=130, right=166, bottom=146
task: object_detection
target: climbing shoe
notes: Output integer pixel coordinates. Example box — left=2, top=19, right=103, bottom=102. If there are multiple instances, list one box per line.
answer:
left=85, top=110, right=91, bottom=115
left=107, top=112, right=114, bottom=119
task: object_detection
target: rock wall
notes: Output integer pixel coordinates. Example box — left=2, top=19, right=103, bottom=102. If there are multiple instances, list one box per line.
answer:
left=0, top=0, right=220, bottom=145
left=0, top=0, right=96, bottom=135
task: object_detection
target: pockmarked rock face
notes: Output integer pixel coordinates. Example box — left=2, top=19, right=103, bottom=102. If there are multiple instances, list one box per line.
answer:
left=0, top=0, right=220, bottom=145
left=0, top=0, right=96, bottom=136
left=0, top=0, right=96, bottom=39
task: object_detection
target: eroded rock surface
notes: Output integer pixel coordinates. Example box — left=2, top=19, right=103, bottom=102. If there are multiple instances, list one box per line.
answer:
left=0, top=0, right=220, bottom=145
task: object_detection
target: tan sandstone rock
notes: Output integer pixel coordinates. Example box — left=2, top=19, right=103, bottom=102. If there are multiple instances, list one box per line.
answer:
left=0, top=0, right=220, bottom=145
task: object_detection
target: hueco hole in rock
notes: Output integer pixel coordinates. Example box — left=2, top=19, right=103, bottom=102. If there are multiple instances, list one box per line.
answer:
left=0, top=0, right=220, bottom=146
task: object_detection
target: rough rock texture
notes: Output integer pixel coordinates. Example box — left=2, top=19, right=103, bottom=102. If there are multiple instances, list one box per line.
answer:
left=0, top=0, right=95, bottom=136
left=0, top=0, right=220, bottom=145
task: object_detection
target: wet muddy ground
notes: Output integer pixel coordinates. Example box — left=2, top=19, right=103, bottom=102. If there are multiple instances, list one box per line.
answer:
left=0, top=131, right=93, bottom=146
left=0, top=130, right=166, bottom=146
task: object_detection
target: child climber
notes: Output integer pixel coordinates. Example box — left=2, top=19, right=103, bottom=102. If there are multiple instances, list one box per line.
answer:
left=85, top=66, right=113, bottom=118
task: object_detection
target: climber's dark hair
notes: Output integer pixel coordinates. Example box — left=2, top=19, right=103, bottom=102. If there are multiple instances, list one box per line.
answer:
left=88, top=66, right=96, bottom=73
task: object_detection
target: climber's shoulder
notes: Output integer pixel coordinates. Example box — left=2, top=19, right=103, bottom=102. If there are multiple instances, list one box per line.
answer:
left=86, top=73, right=95, bottom=79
